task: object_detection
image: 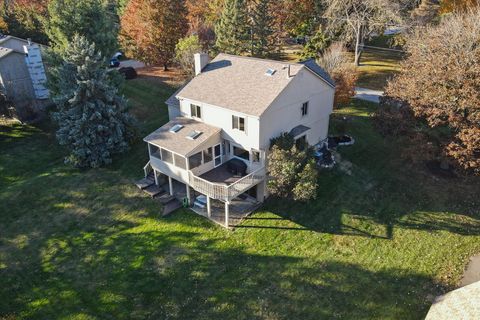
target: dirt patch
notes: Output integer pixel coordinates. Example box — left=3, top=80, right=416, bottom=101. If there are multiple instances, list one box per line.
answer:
left=137, top=66, right=187, bottom=87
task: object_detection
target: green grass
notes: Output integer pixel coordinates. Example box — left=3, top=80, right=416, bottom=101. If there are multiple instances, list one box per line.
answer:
left=354, top=50, right=403, bottom=91
left=1, top=79, right=480, bottom=319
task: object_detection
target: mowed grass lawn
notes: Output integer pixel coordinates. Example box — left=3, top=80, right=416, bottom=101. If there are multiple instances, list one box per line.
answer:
left=1, top=77, right=480, bottom=320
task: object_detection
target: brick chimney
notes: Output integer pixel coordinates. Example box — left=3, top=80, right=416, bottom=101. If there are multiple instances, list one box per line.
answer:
left=194, top=53, right=209, bottom=76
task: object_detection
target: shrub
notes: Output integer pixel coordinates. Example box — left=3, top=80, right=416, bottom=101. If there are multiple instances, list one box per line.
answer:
left=268, top=133, right=318, bottom=201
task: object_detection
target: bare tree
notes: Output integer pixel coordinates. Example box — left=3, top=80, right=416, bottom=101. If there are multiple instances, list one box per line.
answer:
left=323, top=0, right=401, bottom=65
left=318, top=42, right=358, bottom=107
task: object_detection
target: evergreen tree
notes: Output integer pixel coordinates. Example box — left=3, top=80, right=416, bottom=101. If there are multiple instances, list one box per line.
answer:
left=46, top=0, right=118, bottom=57
left=215, top=0, right=249, bottom=54
left=250, top=0, right=275, bottom=57
left=52, top=35, right=136, bottom=168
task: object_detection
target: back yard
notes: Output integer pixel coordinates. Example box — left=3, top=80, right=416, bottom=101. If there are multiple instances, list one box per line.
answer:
left=1, top=73, right=479, bottom=319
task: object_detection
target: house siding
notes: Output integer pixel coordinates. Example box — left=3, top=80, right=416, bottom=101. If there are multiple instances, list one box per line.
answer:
left=259, top=68, right=334, bottom=149
left=177, top=98, right=261, bottom=151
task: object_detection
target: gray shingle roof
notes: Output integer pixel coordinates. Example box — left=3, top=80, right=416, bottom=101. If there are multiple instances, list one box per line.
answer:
left=176, top=54, right=333, bottom=117
left=144, top=117, right=221, bottom=157
left=290, top=125, right=310, bottom=137
left=165, top=84, right=186, bottom=108
left=300, top=59, right=336, bottom=87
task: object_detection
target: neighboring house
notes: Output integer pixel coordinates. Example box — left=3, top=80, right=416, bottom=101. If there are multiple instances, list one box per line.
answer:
left=144, top=53, right=335, bottom=227
left=0, top=35, right=49, bottom=118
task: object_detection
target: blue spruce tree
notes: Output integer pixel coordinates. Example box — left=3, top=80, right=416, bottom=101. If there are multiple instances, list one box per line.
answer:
left=52, top=35, right=136, bottom=168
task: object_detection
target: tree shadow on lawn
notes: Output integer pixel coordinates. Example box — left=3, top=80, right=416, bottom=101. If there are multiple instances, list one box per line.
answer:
left=244, top=104, right=480, bottom=238
left=1, top=216, right=444, bottom=319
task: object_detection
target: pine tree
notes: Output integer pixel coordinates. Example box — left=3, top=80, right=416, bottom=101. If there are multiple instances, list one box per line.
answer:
left=215, top=0, right=249, bottom=54
left=46, top=0, right=118, bottom=57
left=52, top=35, right=136, bottom=168
left=250, top=0, right=275, bottom=57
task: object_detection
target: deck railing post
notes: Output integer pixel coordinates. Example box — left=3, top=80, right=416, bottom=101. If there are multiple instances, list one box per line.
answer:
left=225, top=201, right=230, bottom=228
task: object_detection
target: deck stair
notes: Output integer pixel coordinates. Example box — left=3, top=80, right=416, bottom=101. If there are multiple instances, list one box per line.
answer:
left=162, top=199, right=182, bottom=216
left=135, top=172, right=156, bottom=190
left=155, top=193, right=176, bottom=204
left=143, top=184, right=165, bottom=198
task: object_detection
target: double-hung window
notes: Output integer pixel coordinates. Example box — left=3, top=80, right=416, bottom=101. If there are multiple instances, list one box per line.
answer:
left=301, top=101, right=309, bottom=117
left=232, top=115, right=246, bottom=132
left=190, top=104, right=202, bottom=119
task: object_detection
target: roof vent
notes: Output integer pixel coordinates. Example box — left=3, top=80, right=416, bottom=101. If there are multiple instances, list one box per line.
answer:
left=186, top=130, right=202, bottom=140
left=265, top=68, right=276, bottom=76
left=169, top=124, right=184, bottom=133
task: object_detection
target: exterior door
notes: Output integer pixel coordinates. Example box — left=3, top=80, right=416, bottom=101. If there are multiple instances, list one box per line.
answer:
left=214, top=144, right=222, bottom=167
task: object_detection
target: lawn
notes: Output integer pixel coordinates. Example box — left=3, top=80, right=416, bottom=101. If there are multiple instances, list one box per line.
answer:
left=1, top=77, right=480, bottom=320
left=353, top=49, right=403, bottom=91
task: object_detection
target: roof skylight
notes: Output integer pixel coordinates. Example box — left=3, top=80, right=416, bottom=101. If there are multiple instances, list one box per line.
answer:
left=169, top=124, right=184, bottom=133
left=186, top=130, right=202, bottom=140
left=265, top=68, right=276, bottom=76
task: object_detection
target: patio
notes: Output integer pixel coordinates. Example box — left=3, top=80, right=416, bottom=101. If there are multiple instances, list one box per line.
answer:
left=191, top=194, right=261, bottom=228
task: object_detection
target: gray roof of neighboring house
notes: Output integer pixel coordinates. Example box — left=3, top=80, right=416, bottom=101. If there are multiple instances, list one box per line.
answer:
left=425, top=281, right=480, bottom=320
left=175, top=53, right=334, bottom=117
left=299, top=59, right=336, bottom=87
left=144, top=117, right=221, bottom=157
left=0, top=47, right=13, bottom=59
left=290, top=125, right=310, bottom=137
left=0, top=47, right=24, bottom=60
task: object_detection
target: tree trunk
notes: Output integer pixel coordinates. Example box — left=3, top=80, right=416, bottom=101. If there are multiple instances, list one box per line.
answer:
left=163, top=63, right=168, bottom=71
left=354, top=25, right=362, bottom=66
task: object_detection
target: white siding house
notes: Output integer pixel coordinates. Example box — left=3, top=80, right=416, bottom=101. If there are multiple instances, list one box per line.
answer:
left=147, top=53, right=335, bottom=227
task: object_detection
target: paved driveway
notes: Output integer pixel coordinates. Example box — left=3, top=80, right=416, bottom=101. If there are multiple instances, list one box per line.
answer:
left=354, top=87, right=384, bottom=103
left=119, top=59, right=145, bottom=69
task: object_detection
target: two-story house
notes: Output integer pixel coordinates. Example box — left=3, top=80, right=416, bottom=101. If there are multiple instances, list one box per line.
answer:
left=143, top=53, right=335, bottom=227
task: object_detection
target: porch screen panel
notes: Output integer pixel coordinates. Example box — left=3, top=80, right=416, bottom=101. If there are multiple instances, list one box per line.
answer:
left=161, top=148, right=173, bottom=164
left=189, top=152, right=202, bottom=169
left=149, top=144, right=161, bottom=159
left=174, top=154, right=187, bottom=169
left=203, top=147, right=213, bottom=163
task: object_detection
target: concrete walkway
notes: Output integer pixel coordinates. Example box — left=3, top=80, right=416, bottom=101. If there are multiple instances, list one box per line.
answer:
left=461, top=254, right=480, bottom=287
left=354, top=87, right=384, bottom=103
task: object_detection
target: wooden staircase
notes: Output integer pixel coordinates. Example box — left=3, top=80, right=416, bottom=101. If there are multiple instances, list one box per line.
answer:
left=135, top=162, right=183, bottom=216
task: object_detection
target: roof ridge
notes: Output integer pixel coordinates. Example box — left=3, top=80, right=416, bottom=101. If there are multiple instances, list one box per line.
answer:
left=216, top=53, right=303, bottom=67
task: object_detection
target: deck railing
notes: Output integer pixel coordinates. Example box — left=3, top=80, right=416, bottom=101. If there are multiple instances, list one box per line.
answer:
left=189, top=167, right=266, bottom=202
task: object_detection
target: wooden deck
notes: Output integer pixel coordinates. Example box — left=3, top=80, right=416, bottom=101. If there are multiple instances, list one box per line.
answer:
left=199, top=163, right=243, bottom=185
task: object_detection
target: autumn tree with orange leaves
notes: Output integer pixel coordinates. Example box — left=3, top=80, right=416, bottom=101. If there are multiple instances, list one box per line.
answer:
left=379, top=8, right=480, bottom=175
left=2, top=0, right=49, bottom=43
left=119, top=0, right=188, bottom=70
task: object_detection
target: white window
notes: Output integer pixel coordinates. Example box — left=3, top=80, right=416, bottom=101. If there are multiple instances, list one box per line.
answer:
left=232, top=115, right=246, bottom=132
left=301, top=102, right=309, bottom=116
left=190, top=104, right=201, bottom=118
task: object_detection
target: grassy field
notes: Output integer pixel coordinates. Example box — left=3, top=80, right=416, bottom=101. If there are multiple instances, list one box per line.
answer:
left=1, top=77, right=480, bottom=319
left=280, top=38, right=403, bottom=90
left=353, top=49, right=403, bottom=91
